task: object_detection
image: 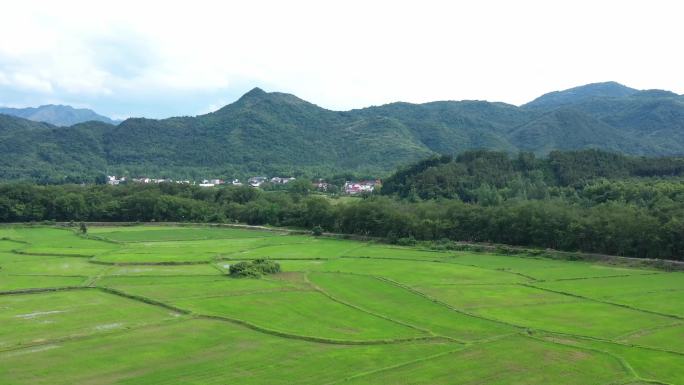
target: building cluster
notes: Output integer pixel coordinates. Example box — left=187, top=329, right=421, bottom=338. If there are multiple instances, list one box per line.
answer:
left=106, top=175, right=126, bottom=185
left=128, top=177, right=191, bottom=185
left=343, top=179, right=382, bottom=195
left=107, top=175, right=298, bottom=188
left=246, top=176, right=296, bottom=187
left=106, top=175, right=380, bottom=194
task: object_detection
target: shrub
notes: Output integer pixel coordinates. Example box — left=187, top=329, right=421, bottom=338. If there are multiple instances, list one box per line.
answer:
left=252, top=258, right=281, bottom=274
left=229, top=259, right=281, bottom=278
left=228, top=262, right=262, bottom=278
left=396, top=236, right=416, bottom=246
left=312, top=225, right=324, bottom=236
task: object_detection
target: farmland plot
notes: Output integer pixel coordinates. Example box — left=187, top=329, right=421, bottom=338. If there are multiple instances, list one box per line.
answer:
left=0, top=225, right=682, bottom=385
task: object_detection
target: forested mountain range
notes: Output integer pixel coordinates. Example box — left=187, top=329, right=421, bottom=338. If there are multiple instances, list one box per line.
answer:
left=0, top=104, right=120, bottom=126
left=0, top=82, right=683, bottom=182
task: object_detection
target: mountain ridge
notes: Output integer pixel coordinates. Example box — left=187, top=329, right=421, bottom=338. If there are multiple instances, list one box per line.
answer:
left=1, top=81, right=684, bottom=182
left=0, top=104, right=121, bottom=126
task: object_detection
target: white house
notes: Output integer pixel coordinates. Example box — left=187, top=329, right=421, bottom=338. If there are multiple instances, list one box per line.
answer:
left=248, top=176, right=268, bottom=187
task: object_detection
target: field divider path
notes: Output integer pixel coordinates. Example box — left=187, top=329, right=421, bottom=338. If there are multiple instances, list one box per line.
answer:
left=543, top=271, right=664, bottom=283
left=87, top=259, right=212, bottom=266
left=521, top=283, right=684, bottom=321
left=0, top=286, right=92, bottom=296
left=613, top=322, right=684, bottom=342
left=195, top=314, right=448, bottom=346
left=96, top=287, right=192, bottom=314
left=440, top=258, right=540, bottom=282
left=375, top=275, right=681, bottom=351
left=83, top=265, right=115, bottom=287
left=84, top=233, right=289, bottom=244
left=537, top=334, right=677, bottom=385
left=93, top=282, right=445, bottom=346
left=375, top=276, right=527, bottom=331
left=401, top=276, right=684, bottom=358
left=321, top=346, right=468, bottom=385
left=527, top=334, right=651, bottom=384
left=322, top=332, right=519, bottom=385
left=78, top=232, right=125, bottom=245
left=10, top=249, right=94, bottom=258
left=4, top=273, right=88, bottom=278
left=213, top=240, right=316, bottom=260
left=541, top=329, right=684, bottom=358
left=340, top=254, right=539, bottom=282
left=303, top=272, right=444, bottom=340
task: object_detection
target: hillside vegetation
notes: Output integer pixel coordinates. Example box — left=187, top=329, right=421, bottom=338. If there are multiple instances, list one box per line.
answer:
left=1, top=82, right=683, bottom=181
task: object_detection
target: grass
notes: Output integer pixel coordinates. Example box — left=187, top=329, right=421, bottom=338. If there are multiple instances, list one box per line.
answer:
left=0, top=225, right=682, bottom=384
left=90, top=226, right=282, bottom=242
left=473, top=300, right=675, bottom=339
left=0, top=319, right=458, bottom=385
left=234, top=238, right=366, bottom=259
left=0, top=275, right=86, bottom=292
left=91, top=236, right=311, bottom=263
left=343, top=244, right=456, bottom=260
left=414, top=283, right=577, bottom=310
left=0, top=256, right=108, bottom=276
left=450, top=253, right=656, bottom=280
left=620, top=323, right=684, bottom=353
left=2, top=227, right=118, bottom=256
left=544, top=335, right=684, bottom=385
left=308, top=272, right=516, bottom=341
left=279, top=258, right=528, bottom=286
left=103, top=264, right=221, bottom=276
left=0, top=290, right=180, bottom=350
left=174, top=290, right=425, bottom=341
left=97, top=275, right=298, bottom=301
left=342, top=335, right=633, bottom=385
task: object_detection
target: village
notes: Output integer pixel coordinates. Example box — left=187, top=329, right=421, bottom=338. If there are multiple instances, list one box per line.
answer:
left=105, top=175, right=382, bottom=195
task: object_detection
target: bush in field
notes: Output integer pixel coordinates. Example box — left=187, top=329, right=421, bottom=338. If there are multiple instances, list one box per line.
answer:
left=396, top=236, right=416, bottom=246
left=229, top=259, right=281, bottom=278
left=253, top=258, right=281, bottom=274
left=312, top=225, right=324, bottom=236
left=228, top=262, right=262, bottom=278
left=79, top=222, right=88, bottom=234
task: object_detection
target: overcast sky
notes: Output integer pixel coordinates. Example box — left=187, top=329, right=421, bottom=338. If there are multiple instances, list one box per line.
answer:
left=1, top=0, right=682, bottom=119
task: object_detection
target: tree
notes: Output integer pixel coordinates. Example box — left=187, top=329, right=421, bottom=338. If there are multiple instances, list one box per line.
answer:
left=288, top=179, right=312, bottom=195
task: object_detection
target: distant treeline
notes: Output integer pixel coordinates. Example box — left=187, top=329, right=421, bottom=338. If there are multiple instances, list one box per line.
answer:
left=381, top=149, right=684, bottom=200
left=1, top=150, right=683, bottom=260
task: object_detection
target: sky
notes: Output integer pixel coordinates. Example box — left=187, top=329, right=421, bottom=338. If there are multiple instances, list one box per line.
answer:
left=0, top=0, right=682, bottom=119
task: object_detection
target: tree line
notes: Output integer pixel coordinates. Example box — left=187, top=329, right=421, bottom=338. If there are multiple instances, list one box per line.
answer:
left=1, top=172, right=683, bottom=260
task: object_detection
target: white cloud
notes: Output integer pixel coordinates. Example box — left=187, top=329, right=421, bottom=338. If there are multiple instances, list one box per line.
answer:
left=9, top=73, right=54, bottom=93
left=0, top=0, right=683, bottom=118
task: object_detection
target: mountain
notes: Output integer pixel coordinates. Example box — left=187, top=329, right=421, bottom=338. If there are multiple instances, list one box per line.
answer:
left=523, top=81, right=639, bottom=109
left=1, top=83, right=684, bottom=182
left=0, top=104, right=120, bottom=126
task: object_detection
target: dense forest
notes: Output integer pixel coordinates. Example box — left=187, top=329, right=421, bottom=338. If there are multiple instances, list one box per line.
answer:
left=381, top=149, right=684, bottom=200
left=1, top=82, right=684, bottom=182
left=1, top=150, right=683, bottom=260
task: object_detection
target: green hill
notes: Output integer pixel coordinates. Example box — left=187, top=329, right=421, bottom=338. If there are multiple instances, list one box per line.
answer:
left=1, top=82, right=684, bottom=181
left=523, top=81, right=639, bottom=109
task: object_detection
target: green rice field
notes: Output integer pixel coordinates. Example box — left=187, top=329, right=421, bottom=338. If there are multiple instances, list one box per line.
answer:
left=1, top=225, right=683, bottom=384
